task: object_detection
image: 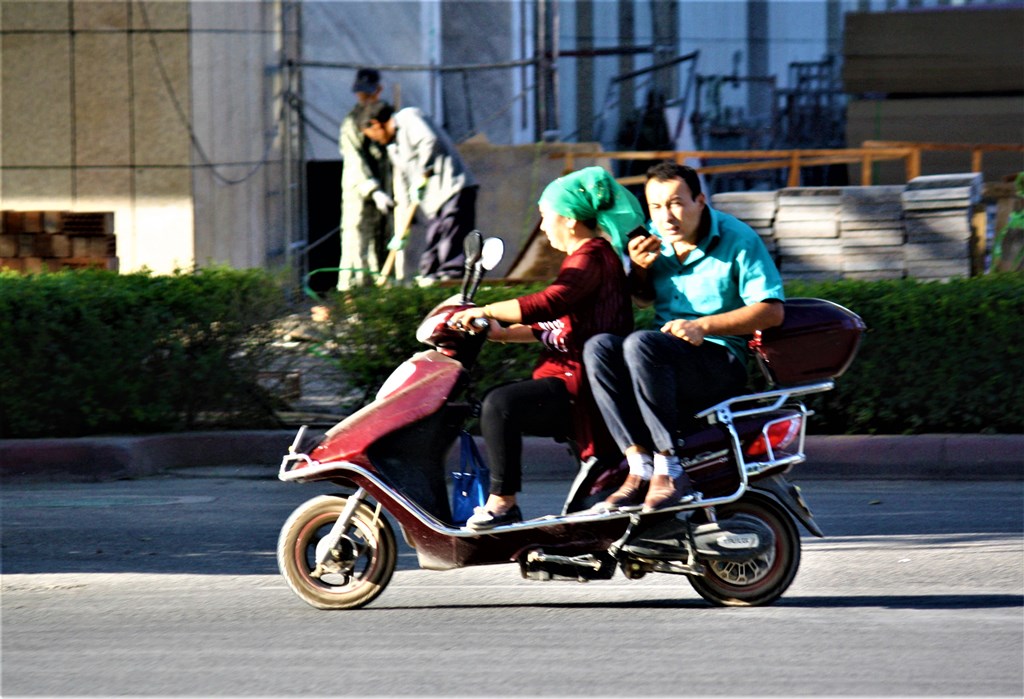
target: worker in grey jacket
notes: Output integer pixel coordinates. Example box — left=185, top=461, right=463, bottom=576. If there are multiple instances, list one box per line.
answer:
left=360, top=101, right=478, bottom=282
left=337, top=68, right=393, bottom=290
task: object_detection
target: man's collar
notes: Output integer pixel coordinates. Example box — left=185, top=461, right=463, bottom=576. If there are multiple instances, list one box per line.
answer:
left=697, top=205, right=712, bottom=243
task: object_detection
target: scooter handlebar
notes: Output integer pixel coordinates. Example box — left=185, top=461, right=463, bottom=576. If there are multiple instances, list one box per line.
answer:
left=444, top=315, right=490, bottom=335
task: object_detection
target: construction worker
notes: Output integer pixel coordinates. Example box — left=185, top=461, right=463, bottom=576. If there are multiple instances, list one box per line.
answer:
left=360, top=100, right=478, bottom=284
left=337, top=68, right=394, bottom=290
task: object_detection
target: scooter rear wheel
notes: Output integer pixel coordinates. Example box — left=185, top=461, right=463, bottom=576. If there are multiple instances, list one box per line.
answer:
left=686, top=492, right=801, bottom=607
left=277, top=494, right=397, bottom=610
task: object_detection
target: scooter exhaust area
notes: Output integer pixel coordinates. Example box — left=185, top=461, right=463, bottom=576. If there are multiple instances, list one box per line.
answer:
left=515, top=511, right=775, bottom=584
left=519, top=550, right=617, bottom=582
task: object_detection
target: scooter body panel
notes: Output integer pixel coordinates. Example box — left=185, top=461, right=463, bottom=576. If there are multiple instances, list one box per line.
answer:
left=306, top=351, right=465, bottom=466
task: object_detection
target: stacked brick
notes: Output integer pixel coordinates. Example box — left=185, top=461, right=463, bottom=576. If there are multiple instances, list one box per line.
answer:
left=0, top=211, right=117, bottom=273
left=839, top=186, right=905, bottom=281
left=901, top=174, right=981, bottom=281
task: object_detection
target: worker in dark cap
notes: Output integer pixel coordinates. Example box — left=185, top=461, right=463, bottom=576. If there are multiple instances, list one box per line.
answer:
left=337, top=68, right=393, bottom=289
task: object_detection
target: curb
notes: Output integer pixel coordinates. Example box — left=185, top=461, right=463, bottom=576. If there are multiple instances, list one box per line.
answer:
left=1, top=431, right=1021, bottom=483
left=0, top=431, right=297, bottom=483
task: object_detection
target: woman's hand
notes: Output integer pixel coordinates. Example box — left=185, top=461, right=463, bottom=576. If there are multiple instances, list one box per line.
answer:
left=448, top=306, right=485, bottom=326
left=448, top=306, right=504, bottom=337
left=448, top=306, right=488, bottom=331
left=448, top=300, right=528, bottom=341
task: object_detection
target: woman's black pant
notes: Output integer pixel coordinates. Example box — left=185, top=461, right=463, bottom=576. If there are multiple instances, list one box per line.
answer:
left=479, top=377, right=572, bottom=496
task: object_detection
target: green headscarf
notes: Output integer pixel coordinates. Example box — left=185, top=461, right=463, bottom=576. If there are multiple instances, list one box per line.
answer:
left=537, top=166, right=644, bottom=256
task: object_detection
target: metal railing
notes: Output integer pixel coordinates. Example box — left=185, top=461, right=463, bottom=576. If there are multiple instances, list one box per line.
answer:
left=861, top=141, right=1024, bottom=181
left=553, top=142, right=1023, bottom=187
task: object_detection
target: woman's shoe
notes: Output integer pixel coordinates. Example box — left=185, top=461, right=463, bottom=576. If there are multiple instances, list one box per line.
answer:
left=465, top=504, right=523, bottom=530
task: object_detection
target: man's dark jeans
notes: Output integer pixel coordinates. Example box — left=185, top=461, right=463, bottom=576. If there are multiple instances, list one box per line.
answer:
left=420, top=186, right=477, bottom=279
left=583, top=330, right=748, bottom=454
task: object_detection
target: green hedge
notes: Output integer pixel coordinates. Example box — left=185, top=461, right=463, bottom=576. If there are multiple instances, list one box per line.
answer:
left=784, top=274, right=1024, bottom=434
left=0, top=268, right=289, bottom=438
left=2, top=270, right=1021, bottom=438
left=318, top=274, right=1024, bottom=435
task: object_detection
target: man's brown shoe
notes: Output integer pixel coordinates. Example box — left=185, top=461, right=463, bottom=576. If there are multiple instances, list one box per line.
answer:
left=593, top=473, right=648, bottom=512
left=642, top=473, right=697, bottom=512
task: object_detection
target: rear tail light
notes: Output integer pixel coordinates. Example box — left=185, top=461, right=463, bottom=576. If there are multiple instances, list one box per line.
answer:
left=745, top=415, right=803, bottom=459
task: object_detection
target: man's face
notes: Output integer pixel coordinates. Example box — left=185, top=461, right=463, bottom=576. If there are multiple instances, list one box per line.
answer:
left=362, top=118, right=393, bottom=145
left=645, top=176, right=706, bottom=245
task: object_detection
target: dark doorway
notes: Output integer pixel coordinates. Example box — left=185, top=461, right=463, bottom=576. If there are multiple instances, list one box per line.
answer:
left=305, top=160, right=343, bottom=294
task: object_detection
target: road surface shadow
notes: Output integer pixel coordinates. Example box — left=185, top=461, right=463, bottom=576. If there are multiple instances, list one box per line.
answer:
left=778, top=593, right=1023, bottom=609
left=365, top=593, right=1022, bottom=612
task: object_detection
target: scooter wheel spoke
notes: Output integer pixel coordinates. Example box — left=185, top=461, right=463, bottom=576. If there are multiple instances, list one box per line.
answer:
left=687, top=492, right=800, bottom=607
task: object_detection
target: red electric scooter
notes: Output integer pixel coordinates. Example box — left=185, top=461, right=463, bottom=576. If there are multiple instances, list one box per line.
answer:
left=277, top=231, right=865, bottom=610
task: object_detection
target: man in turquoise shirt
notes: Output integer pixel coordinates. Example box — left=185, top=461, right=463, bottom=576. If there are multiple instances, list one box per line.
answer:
left=584, top=161, right=785, bottom=512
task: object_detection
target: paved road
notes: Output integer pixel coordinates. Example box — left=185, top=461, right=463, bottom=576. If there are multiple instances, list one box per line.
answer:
left=2, top=471, right=1021, bottom=696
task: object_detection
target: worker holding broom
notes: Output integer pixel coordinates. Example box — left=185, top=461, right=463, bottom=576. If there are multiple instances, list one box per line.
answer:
left=336, top=68, right=393, bottom=291
left=360, top=101, right=478, bottom=284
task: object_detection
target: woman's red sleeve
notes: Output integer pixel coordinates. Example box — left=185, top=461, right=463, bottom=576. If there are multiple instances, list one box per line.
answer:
left=517, top=245, right=602, bottom=324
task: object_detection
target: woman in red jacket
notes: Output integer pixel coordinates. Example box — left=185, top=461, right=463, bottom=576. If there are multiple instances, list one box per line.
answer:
left=448, top=166, right=643, bottom=529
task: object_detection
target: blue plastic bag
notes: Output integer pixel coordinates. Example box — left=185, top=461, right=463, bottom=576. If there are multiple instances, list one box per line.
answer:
left=451, top=431, right=490, bottom=525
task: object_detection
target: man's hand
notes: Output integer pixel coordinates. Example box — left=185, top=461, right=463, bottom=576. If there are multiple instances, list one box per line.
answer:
left=661, top=318, right=706, bottom=345
left=412, top=176, right=429, bottom=203
left=371, top=190, right=395, bottom=214
left=627, top=234, right=661, bottom=270
left=387, top=232, right=407, bottom=251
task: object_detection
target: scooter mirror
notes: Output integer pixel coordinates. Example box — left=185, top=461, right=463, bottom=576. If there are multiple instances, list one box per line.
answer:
left=464, top=236, right=505, bottom=303
left=480, top=237, right=504, bottom=271
left=459, top=231, right=484, bottom=302
left=463, top=230, right=483, bottom=267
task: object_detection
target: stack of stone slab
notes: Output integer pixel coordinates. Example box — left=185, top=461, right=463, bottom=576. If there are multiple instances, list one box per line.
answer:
left=772, top=187, right=842, bottom=280
left=668, top=177, right=982, bottom=283
left=839, top=186, right=906, bottom=280
left=901, top=173, right=981, bottom=281
left=709, top=191, right=778, bottom=260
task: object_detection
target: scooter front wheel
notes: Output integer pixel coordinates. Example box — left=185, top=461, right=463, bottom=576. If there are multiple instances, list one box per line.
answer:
left=687, top=492, right=801, bottom=607
left=277, top=494, right=397, bottom=610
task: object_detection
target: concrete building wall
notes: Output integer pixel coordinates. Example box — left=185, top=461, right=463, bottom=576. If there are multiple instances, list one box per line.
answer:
left=1, top=0, right=287, bottom=274
left=189, top=1, right=290, bottom=271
